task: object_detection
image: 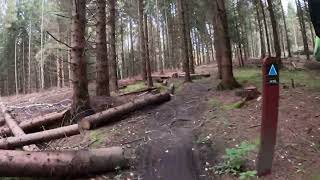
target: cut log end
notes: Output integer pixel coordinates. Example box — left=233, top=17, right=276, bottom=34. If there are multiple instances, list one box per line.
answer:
left=79, top=120, right=91, bottom=130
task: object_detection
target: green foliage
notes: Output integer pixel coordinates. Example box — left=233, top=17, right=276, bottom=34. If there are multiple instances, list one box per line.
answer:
left=120, top=82, right=146, bottom=94
left=222, top=100, right=245, bottom=110
left=239, top=171, right=257, bottom=180
left=215, top=141, right=257, bottom=176
left=234, top=68, right=261, bottom=87
left=89, top=130, right=105, bottom=147
left=207, top=98, right=221, bottom=108
left=235, top=68, right=320, bottom=91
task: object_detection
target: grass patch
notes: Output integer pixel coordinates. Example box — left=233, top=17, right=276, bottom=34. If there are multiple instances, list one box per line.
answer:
left=120, top=82, right=146, bottom=94
left=281, top=70, right=320, bottom=91
left=234, top=68, right=320, bottom=91
left=222, top=100, right=245, bottom=110
left=235, top=68, right=262, bottom=87
left=89, top=130, right=105, bottom=147
left=207, top=97, right=222, bottom=108
left=214, top=141, right=258, bottom=178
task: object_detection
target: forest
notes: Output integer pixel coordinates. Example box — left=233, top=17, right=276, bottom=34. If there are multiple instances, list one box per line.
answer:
left=0, top=0, right=319, bottom=179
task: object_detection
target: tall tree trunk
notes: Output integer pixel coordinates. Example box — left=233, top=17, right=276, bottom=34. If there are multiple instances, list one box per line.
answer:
left=120, top=16, right=125, bottom=79
left=259, top=0, right=271, bottom=56
left=303, top=0, right=315, bottom=46
left=296, top=0, right=310, bottom=60
left=22, top=41, right=26, bottom=94
left=144, top=14, right=154, bottom=87
left=40, top=0, right=45, bottom=89
left=129, top=18, right=135, bottom=77
left=266, top=0, right=281, bottom=59
left=234, top=1, right=244, bottom=67
left=184, top=0, right=195, bottom=74
left=28, top=21, right=32, bottom=93
left=15, top=39, right=18, bottom=95
left=96, top=0, right=110, bottom=96
left=255, top=0, right=266, bottom=58
left=177, top=0, right=191, bottom=82
left=138, top=0, right=147, bottom=81
left=280, top=0, right=292, bottom=57
left=108, top=0, right=118, bottom=92
left=213, top=0, right=240, bottom=89
left=70, top=0, right=91, bottom=116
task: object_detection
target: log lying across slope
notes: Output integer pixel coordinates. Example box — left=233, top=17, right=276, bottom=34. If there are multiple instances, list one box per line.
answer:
left=0, top=147, right=126, bottom=177
left=0, top=110, right=67, bottom=137
left=80, top=92, right=171, bottom=130
left=0, top=102, right=39, bottom=151
left=0, top=124, right=79, bottom=149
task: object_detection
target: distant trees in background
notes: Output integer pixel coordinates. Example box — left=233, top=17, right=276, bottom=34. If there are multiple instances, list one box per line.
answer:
left=0, top=0, right=315, bottom=96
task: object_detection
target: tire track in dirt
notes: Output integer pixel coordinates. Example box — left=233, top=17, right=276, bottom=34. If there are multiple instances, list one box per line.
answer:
left=138, top=81, right=214, bottom=180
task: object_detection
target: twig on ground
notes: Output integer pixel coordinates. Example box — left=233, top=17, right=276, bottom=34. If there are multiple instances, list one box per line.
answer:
left=249, top=124, right=261, bottom=129
left=121, top=137, right=146, bottom=145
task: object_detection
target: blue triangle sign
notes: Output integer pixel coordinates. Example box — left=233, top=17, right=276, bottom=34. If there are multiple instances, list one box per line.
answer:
left=268, top=64, right=278, bottom=76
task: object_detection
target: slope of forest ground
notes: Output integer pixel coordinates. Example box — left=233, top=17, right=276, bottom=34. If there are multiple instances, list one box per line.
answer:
left=1, top=60, right=320, bottom=180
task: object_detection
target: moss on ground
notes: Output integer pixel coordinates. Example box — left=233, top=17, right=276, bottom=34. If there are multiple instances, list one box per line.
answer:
left=89, top=130, right=106, bottom=147
left=120, top=81, right=168, bottom=94
left=120, top=82, right=146, bottom=94
left=234, top=68, right=320, bottom=91
left=222, top=100, right=245, bottom=110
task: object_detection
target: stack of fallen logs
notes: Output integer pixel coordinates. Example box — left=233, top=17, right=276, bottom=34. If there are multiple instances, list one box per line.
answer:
left=0, top=92, right=171, bottom=177
left=0, top=72, right=210, bottom=177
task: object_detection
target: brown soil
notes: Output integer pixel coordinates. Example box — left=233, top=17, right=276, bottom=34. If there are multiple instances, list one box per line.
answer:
left=1, top=62, right=320, bottom=180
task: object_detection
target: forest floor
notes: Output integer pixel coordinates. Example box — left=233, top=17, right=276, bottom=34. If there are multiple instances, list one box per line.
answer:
left=1, top=59, right=320, bottom=180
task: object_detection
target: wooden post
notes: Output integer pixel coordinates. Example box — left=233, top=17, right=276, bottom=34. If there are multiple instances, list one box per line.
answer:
left=257, top=57, right=280, bottom=176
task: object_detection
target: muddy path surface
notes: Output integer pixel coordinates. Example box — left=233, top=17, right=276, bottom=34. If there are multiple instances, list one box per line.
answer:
left=137, top=81, right=215, bottom=180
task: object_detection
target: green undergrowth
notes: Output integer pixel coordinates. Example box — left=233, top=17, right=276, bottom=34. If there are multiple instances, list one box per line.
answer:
left=120, top=81, right=167, bottom=94
left=214, top=141, right=259, bottom=179
left=120, top=82, right=146, bottom=94
left=222, top=100, right=245, bottom=110
left=89, top=130, right=106, bottom=148
left=208, top=97, right=245, bottom=111
left=234, top=68, right=320, bottom=91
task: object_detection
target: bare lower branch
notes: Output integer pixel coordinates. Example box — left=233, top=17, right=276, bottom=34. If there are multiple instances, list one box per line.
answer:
left=46, top=31, right=71, bottom=48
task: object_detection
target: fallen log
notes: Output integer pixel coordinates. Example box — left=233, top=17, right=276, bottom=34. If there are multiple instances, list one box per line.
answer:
left=0, top=102, right=39, bottom=151
left=0, top=124, right=79, bottom=149
left=80, top=92, right=171, bottom=130
left=119, top=87, right=157, bottom=96
left=0, top=110, right=68, bottom=137
left=178, top=73, right=211, bottom=79
left=0, top=147, right=126, bottom=177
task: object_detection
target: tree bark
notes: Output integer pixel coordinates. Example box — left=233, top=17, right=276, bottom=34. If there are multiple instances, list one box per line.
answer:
left=0, top=124, right=79, bottom=149
left=14, top=39, right=18, bottom=95
left=108, top=0, right=119, bottom=92
left=96, top=0, right=110, bottom=96
left=0, top=110, right=67, bottom=137
left=0, top=102, right=39, bottom=151
left=177, top=0, right=192, bottom=82
left=79, top=92, right=171, bottom=130
left=144, top=14, right=154, bottom=87
left=70, top=0, right=91, bottom=115
left=213, top=0, right=240, bottom=89
left=255, top=0, right=266, bottom=58
left=266, top=0, right=282, bottom=59
left=0, top=147, right=126, bottom=177
left=280, top=0, right=292, bottom=57
left=296, top=0, right=310, bottom=60
left=28, top=21, right=32, bottom=93
left=40, top=0, right=45, bottom=89
left=138, top=0, right=147, bottom=81
left=259, top=0, right=271, bottom=56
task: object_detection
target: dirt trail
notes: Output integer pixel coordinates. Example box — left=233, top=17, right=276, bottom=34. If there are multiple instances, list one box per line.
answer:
left=138, top=81, right=214, bottom=180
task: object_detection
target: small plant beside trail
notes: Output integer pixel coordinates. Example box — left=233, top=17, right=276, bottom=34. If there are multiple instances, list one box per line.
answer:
left=214, top=141, right=258, bottom=179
